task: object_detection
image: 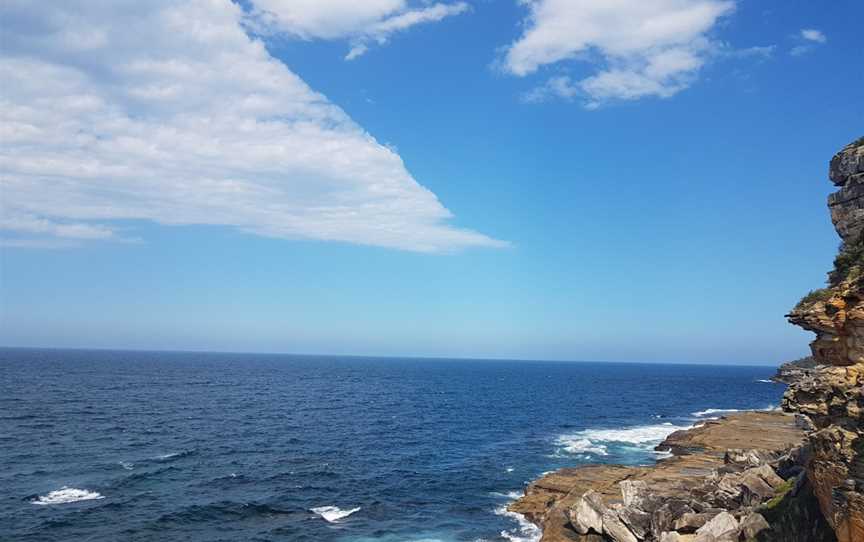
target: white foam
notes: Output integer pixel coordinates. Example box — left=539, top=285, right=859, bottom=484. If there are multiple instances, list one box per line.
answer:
left=119, top=461, right=134, bottom=470
left=32, top=487, right=104, bottom=505
left=311, top=505, right=361, bottom=523
left=506, top=466, right=514, bottom=473
left=692, top=405, right=778, bottom=418
left=490, top=490, right=523, bottom=500
left=556, top=422, right=690, bottom=457
left=494, top=505, right=541, bottom=542
left=756, top=379, right=774, bottom=383
left=555, top=436, right=609, bottom=456
left=691, top=408, right=741, bottom=417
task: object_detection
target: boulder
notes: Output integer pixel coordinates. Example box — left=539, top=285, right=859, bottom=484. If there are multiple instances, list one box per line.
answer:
left=569, top=490, right=605, bottom=535
left=724, top=449, right=777, bottom=469
left=694, top=511, right=739, bottom=542
left=673, top=512, right=717, bottom=533
left=652, top=499, right=695, bottom=534
left=739, top=512, right=770, bottom=539
left=602, top=508, right=639, bottom=542
left=620, top=480, right=650, bottom=508
left=617, top=505, right=651, bottom=540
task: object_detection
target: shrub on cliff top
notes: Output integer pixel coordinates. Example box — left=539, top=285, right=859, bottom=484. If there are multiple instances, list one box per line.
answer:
left=795, top=289, right=832, bottom=311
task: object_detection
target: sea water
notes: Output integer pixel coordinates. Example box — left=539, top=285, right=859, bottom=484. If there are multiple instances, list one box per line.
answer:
left=0, top=348, right=786, bottom=541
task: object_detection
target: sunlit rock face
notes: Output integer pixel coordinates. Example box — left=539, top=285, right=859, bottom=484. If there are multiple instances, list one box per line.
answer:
left=785, top=137, right=864, bottom=542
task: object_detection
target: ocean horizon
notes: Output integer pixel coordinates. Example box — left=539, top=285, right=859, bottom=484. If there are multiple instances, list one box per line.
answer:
left=1, top=347, right=787, bottom=541
left=0, top=345, right=782, bottom=367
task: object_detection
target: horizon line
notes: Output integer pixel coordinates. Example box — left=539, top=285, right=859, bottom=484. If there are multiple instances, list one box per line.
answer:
left=0, top=344, right=785, bottom=368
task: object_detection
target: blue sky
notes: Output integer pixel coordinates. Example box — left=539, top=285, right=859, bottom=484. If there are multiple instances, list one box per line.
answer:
left=1, top=0, right=862, bottom=363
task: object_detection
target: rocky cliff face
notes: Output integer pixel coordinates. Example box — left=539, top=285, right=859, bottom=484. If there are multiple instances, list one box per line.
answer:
left=784, top=137, right=864, bottom=542
left=772, top=356, right=819, bottom=385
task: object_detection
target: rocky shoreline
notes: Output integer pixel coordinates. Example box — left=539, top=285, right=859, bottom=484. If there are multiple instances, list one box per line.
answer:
left=508, top=410, right=830, bottom=541
left=509, top=138, right=864, bottom=542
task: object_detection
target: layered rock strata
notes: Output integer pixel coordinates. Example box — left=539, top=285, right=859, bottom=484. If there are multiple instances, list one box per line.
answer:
left=784, top=137, right=864, bottom=542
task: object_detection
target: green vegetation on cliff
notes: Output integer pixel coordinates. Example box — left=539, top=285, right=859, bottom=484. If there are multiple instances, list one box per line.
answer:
left=794, top=231, right=864, bottom=310
left=795, top=289, right=832, bottom=310
left=829, top=233, right=864, bottom=287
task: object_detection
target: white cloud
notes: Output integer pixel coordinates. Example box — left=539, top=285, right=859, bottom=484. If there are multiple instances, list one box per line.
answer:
left=800, top=28, right=826, bottom=44
left=248, top=0, right=469, bottom=59
left=791, top=28, right=826, bottom=56
left=521, top=75, right=580, bottom=103
left=501, top=0, right=736, bottom=107
left=0, top=0, right=503, bottom=252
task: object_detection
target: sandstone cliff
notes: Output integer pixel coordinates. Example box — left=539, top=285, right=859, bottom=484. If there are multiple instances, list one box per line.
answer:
left=784, top=137, right=864, bottom=542
left=507, top=139, right=864, bottom=542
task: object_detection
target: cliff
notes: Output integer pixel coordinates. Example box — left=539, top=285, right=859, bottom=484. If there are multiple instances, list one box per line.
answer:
left=772, top=356, right=819, bottom=385
left=784, top=137, right=864, bottom=542
left=508, top=138, right=864, bottom=542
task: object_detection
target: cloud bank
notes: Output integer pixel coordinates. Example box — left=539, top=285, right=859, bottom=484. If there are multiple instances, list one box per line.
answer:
left=0, top=0, right=503, bottom=252
left=501, top=0, right=736, bottom=107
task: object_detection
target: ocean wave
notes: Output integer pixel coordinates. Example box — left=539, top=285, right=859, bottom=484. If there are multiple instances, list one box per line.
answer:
left=156, top=449, right=196, bottom=461
left=490, top=490, right=523, bottom=500
left=556, top=423, right=690, bottom=457
left=692, top=405, right=777, bottom=418
left=494, top=505, right=541, bottom=542
left=310, top=505, right=361, bottom=523
left=755, top=379, right=775, bottom=383
left=555, top=436, right=609, bottom=456
left=31, top=487, right=105, bottom=505
left=691, top=408, right=741, bottom=417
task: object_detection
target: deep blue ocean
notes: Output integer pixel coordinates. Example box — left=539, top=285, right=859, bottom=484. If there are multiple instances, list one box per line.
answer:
left=0, top=348, right=787, bottom=542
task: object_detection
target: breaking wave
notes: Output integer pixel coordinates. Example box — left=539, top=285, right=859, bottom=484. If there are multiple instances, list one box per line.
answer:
left=310, top=505, right=361, bottom=523
left=556, top=422, right=690, bottom=457
left=494, top=505, right=541, bottom=542
left=691, top=408, right=741, bottom=417
left=32, top=487, right=105, bottom=505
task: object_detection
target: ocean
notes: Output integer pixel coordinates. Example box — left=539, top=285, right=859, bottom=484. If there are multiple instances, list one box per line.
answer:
left=0, top=348, right=787, bottom=541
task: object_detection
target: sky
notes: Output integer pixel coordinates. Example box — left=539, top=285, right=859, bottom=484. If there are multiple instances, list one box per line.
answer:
left=1, top=0, right=862, bottom=364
